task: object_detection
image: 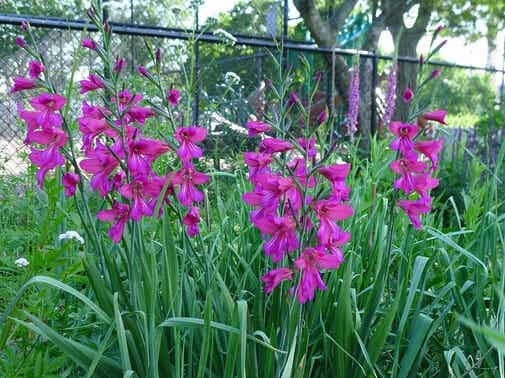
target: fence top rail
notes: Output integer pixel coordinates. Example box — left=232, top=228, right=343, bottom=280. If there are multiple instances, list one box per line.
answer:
left=1, top=12, right=504, bottom=74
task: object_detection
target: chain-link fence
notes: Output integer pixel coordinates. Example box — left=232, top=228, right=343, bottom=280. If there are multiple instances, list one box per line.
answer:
left=1, top=3, right=504, bottom=175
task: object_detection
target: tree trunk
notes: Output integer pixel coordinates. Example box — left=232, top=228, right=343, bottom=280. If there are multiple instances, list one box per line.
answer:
left=486, top=35, right=497, bottom=69
left=394, top=34, right=420, bottom=122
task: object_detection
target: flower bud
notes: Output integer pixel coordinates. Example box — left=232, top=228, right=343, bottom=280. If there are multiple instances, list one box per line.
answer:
left=138, top=66, right=149, bottom=77
left=402, top=87, right=414, bottom=103
left=82, top=38, right=97, bottom=50
left=15, top=36, right=26, bottom=48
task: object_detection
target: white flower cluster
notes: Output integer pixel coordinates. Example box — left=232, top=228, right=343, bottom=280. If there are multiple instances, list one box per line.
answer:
left=58, top=230, right=84, bottom=244
left=15, top=257, right=29, bottom=267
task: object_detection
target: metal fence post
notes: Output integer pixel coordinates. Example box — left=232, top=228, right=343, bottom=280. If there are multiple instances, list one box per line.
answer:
left=193, top=3, right=200, bottom=125
left=370, top=52, right=378, bottom=136
left=282, top=0, right=288, bottom=72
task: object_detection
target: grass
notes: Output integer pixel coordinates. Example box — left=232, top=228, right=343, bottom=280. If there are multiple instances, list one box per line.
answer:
left=0, top=136, right=503, bottom=377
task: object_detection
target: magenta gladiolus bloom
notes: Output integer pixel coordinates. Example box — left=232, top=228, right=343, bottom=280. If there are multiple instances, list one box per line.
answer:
left=15, top=36, right=26, bottom=48
left=313, top=200, right=354, bottom=247
left=28, top=61, right=44, bottom=79
left=261, top=267, right=293, bottom=293
left=402, top=87, right=414, bottom=103
left=246, top=120, right=272, bottom=137
left=412, top=173, right=439, bottom=196
left=113, top=57, right=126, bottom=72
left=182, top=206, right=201, bottom=237
left=423, top=109, right=447, bottom=125
left=318, top=163, right=350, bottom=184
left=255, top=216, right=299, bottom=263
left=62, top=172, right=80, bottom=197
left=127, top=105, right=155, bottom=124
left=174, top=126, right=207, bottom=161
left=243, top=152, right=271, bottom=182
left=294, top=247, right=343, bottom=304
left=390, top=158, right=427, bottom=194
left=10, top=77, right=36, bottom=94
left=79, top=142, right=119, bottom=197
left=389, top=122, right=418, bottom=158
left=172, top=163, right=209, bottom=207
left=82, top=38, right=97, bottom=50
left=250, top=173, right=293, bottom=209
left=329, top=180, right=351, bottom=202
left=297, top=137, right=316, bottom=159
left=127, top=137, right=170, bottom=174
left=31, top=93, right=66, bottom=113
left=287, top=158, right=315, bottom=189
left=415, top=139, right=443, bottom=170
left=96, top=201, right=130, bottom=243
left=79, top=74, right=105, bottom=94
left=259, top=138, right=293, bottom=154
left=119, top=175, right=162, bottom=221
left=29, top=146, right=65, bottom=188
left=79, top=102, right=115, bottom=151
left=398, top=196, right=432, bottom=229
left=167, top=89, right=181, bottom=107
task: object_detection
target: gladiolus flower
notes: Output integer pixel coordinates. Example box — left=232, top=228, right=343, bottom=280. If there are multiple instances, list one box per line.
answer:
left=79, top=74, right=105, bottom=94
left=389, top=122, right=418, bottom=158
left=243, top=152, right=271, bottom=183
left=62, top=172, right=80, bottom=197
left=21, top=21, right=28, bottom=31
left=167, top=89, right=180, bottom=107
left=402, top=87, right=414, bottom=103
left=138, top=66, right=149, bottom=77
left=29, top=146, right=65, bottom=188
left=294, top=246, right=343, bottom=304
left=430, top=69, right=441, bottom=79
left=127, top=136, right=170, bottom=174
left=398, top=196, right=432, bottom=230
left=28, top=61, right=44, bottom=79
left=422, top=109, right=447, bottom=125
left=96, top=201, right=130, bottom=243
left=15, top=36, right=26, bottom=48
left=10, top=77, right=36, bottom=94
left=313, top=200, right=354, bottom=247
left=182, top=206, right=201, bottom=237
left=261, top=267, right=293, bottom=293
left=259, top=138, right=293, bottom=154
left=297, top=137, right=316, bottom=159
left=172, top=163, right=209, bottom=207
left=246, top=120, right=271, bottom=137
left=255, top=215, right=299, bottom=263
left=119, top=175, right=162, bottom=221
left=82, top=38, right=97, bottom=50
left=414, top=139, right=443, bottom=170
left=113, top=57, right=126, bottom=72
left=318, top=163, right=350, bottom=184
left=174, top=126, right=207, bottom=161
left=390, top=158, right=427, bottom=194
left=79, top=141, right=119, bottom=197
